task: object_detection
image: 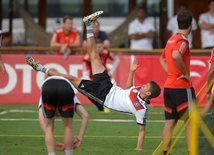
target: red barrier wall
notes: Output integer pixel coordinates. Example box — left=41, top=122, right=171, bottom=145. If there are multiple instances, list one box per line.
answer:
left=0, top=54, right=210, bottom=106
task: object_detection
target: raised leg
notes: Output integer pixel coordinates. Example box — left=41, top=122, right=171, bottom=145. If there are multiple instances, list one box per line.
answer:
left=25, top=55, right=81, bottom=88
left=83, top=11, right=106, bottom=75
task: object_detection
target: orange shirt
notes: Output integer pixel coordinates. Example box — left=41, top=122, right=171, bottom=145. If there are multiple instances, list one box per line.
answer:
left=161, top=33, right=192, bottom=88
left=210, top=47, right=214, bottom=63
left=51, top=27, right=80, bottom=54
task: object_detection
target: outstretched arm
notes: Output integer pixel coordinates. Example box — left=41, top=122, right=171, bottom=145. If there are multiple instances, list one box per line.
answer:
left=126, top=60, right=139, bottom=89
left=134, top=125, right=145, bottom=151
left=73, top=104, right=89, bottom=149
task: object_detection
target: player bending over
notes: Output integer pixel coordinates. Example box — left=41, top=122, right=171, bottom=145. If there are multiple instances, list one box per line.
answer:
left=38, top=76, right=89, bottom=153
left=26, top=11, right=161, bottom=151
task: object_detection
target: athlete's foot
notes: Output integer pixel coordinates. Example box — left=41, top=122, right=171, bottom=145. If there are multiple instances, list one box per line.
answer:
left=83, top=11, right=104, bottom=25
left=26, top=55, right=40, bottom=70
left=25, top=55, right=48, bottom=74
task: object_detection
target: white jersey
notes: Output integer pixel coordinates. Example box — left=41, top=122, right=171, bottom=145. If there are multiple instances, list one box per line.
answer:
left=167, top=15, right=197, bottom=48
left=104, top=85, right=148, bottom=125
left=198, top=12, right=214, bottom=48
left=128, top=18, right=155, bottom=50
left=38, top=76, right=81, bottom=107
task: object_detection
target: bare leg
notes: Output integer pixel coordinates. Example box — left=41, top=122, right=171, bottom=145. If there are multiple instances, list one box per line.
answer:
left=86, top=34, right=105, bottom=75
left=45, top=118, right=55, bottom=153
left=62, top=118, right=73, bottom=150
left=162, top=119, right=177, bottom=152
left=26, top=55, right=82, bottom=88
left=47, top=70, right=81, bottom=88
left=39, top=107, right=65, bottom=151
left=39, top=107, right=47, bottom=133
left=185, top=120, right=190, bottom=151
left=83, top=11, right=105, bottom=75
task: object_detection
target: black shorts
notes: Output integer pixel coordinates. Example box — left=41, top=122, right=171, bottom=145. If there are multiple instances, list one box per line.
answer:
left=77, top=70, right=113, bottom=106
left=163, top=88, right=196, bottom=120
left=41, top=79, right=75, bottom=118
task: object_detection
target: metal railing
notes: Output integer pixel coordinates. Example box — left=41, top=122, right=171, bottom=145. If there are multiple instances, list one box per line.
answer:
left=0, top=46, right=211, bottom=55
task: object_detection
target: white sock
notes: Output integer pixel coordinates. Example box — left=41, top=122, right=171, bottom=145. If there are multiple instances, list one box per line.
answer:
left=48, top=152, right=55, bottom=155
left=36, top=64, right=49, bottom=75
left=65, top=150, right=73, bottom=155
left=86, top=23, right=94, bottom=39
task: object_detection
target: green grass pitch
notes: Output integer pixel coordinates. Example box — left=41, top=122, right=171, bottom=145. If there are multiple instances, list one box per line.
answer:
left=0, top=104, right=188, bottom=155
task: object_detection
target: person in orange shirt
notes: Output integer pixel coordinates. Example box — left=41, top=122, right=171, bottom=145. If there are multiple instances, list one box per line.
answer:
left=207, top=47, right=214, bottom=96
left=199, top=47, right=214, bottom=155
left=160, top=10, right=196, bottom=155
left=50, top=15, right=81, bottom=59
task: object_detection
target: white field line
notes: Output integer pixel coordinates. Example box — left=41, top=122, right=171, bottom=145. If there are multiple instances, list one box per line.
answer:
left=0, top=110, right=37, bottom=115
left=0, top=109, right=165, bottom=122
left=0, top=118, right=165, bottom=122
left=0, top=110, right=163, bottom=115
left=0, top=134, right=185, bottom=139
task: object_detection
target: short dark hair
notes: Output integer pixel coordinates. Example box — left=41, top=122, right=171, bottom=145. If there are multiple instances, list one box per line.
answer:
left=177, top=10, right=193, bottom=29
left=149, top=81, right=161, bottom=99
left=63, top=15, right=73, bottom=23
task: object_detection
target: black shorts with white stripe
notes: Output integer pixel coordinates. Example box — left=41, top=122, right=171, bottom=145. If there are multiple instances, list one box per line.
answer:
left=78, top=70, right=113, bottom=106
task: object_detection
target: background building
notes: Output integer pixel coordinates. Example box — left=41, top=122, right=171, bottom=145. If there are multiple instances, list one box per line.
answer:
left=0, top=0, right=210, bottom=48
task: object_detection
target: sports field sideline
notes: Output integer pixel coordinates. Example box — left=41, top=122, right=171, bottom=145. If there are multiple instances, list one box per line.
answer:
left=0, top=104, right=187, bottom=155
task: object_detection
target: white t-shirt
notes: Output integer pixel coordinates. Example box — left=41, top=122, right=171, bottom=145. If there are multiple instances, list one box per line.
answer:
left=167, top=15, right=198, bottom=48
left=104, top=85, right=148, bottom=125
left=198, top=12, right=214, bottom=48
left=128, top=18, right=155, bottom=50
left=38, top=76, right=81, bottom=107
